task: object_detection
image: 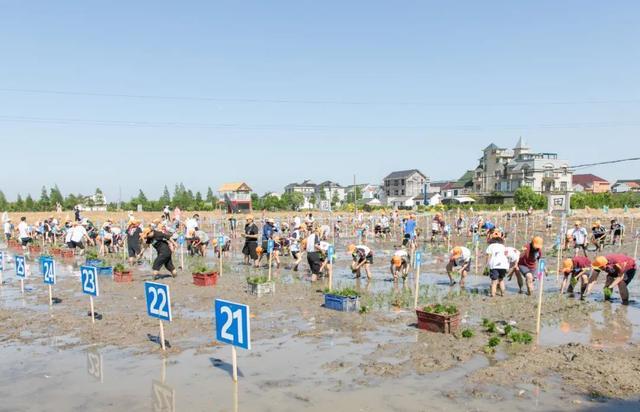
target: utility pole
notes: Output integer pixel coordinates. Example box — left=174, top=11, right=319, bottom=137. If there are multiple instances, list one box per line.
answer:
left=353, top=174, right=357, bottom=219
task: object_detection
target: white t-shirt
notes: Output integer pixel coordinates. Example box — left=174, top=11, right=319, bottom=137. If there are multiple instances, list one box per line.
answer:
left=71, top=225, right=88, bottom=243
left=381, top=216, right=390, bottom=228
left=305, top=234, right=318, bottom=253
left=394, top=249, right=408, bottom=258
left=505, top=247, right=520, bottom=265
left=185, top=218, right=198, bottom=234
left=356, top=245, right=371, bottom=256
left=289, top=230, right=301, bottom=252
left=454, top=247, right=472, bottom=265
left=318, top=241, right=330, bottom=252
left=486, top=243, right=509, bottom=270
left=3, top=221, right=11, bottom=234
left=18, top=221, right=29, bottom=239
left=65, top=228, right=73, bottom=243
left=573, top=227, right=588, bottom=245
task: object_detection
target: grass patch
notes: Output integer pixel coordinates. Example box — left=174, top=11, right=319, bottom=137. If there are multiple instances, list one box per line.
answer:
left=247, top=276, right=270, bottom=285
left=509, top=332, right=533, bottom=344
left=422, top=304, right=458, bottom=315
left=488, top=336, right=501, bottom=347
left=461, top=329, right=474, bottom=338
left=324, top=287, right=360, bottom=298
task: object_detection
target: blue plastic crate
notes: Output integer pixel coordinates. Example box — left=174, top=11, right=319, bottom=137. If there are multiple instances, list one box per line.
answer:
left=324, top=294, right=360, bottom=312
left=97, top=266, right=113, bottom=276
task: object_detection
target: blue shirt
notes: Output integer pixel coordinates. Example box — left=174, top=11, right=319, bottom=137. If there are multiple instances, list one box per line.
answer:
left=262, top=224, right=276, bottom=241
left=404, top=219, right=416, bottom=237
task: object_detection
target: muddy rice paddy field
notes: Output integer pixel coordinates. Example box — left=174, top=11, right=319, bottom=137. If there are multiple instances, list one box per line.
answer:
left=1, top=210, right=640, bottom=411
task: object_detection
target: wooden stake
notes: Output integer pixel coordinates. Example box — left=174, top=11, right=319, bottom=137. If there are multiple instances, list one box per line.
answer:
left=328, top=261, right=333, bottom=292
left=90, top=296, right=95, bottom=324
left=413, top=262, right=421, bottom=309
left=268, top=253, right=272, bottom=281
left=159, top=319, right=166, bottom=351
left=180, top=244, right=184, bottom=271
left=20, top=279, right=24, bottom=295
left=231, top=346, right=238, bottom=382
left=474, top=238, right=479, bottom=276
left=536, top=267, right=545, bottom=335
left=48, top=284, right=53, bottom=307
left=634, top=236, right=639, bottom=261
left=219, top=248, right=223, bottom=277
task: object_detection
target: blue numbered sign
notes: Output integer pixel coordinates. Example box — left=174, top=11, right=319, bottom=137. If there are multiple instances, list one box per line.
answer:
left=537, top=259, right=546, bottom=280
left=327, top=245, right=335, bottom=262
left=218, top=236, right=225, bottom=247
left=0, top=251, right=4, bottom=271
left=15, top=255, right=26, bottom=278
left=267, top=239, right=274, bottom=254
left=178, top=235, right=185, bottom=246
left=415, top=251, right=422, bottom=265
left=41, top=257, right=56, bottom=285
left=145, top=282, right=172, bottom=322
left=215, top=299, right=251, bottom=350
left=80, top=265, right=99, bottom=297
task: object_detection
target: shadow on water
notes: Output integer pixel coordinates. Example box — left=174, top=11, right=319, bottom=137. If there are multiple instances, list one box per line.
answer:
left=209, top=357, right=244, bottom=379
left=147, top=333, right=171, bottom=348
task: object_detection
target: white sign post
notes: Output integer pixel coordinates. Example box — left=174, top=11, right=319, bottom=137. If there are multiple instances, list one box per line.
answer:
left=215, top=299, right=251, bottom=382
left=80, top=265, right=99, bottom=323
left=15, top=255, right=26, bottom=295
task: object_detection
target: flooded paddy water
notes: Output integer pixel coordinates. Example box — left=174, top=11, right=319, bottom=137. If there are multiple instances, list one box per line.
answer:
left=2, top=214, right=640, bottom=411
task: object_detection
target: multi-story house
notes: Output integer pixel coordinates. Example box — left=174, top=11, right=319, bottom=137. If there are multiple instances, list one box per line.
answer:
left=473, top=138, right=572, bottom=195
left=315, top=181, right=346, bottom=204
left=383, top=169, right=429, bottom=208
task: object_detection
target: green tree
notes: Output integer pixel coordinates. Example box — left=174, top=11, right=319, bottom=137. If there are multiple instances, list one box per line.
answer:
left=251, top=193, right=262, bottom=210
left=206, top=187, right=218, bottom=206
left=346, top=187, right=362, bottom=203
left=309, top=195, right=317, bottom=208
left=39, top=186, right=50, bottom=210
left=15, top=194, right=24, bottom=211
left=49, top=185, right=64, bottom=208
left=319, top=189, right=327, bottom=201
left=159, top=185, right=171, bottom=205
left=0, top=190, right=8, bottom=211
left=331, top=192, right=340, bottom=207
left=514, top=186, right=546, bottom=210
left=25, top=194, right=35, bottom=211
left=195, top=191, right=204, bottom=209
left=262, top=195, right=282, bottom=211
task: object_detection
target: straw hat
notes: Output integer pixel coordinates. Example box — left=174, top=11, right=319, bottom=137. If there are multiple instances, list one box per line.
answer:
left=451, top=247, right=462, bottom=258
left=391, top=255, right=402, bottom=267
left=562, top=258, right=574, bottom=274
left=532, top=236, right=543, bottom=249
left=347, top=244, right=356, bottom=254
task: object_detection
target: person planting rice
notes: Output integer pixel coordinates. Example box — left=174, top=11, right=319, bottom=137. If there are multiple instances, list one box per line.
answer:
left=390, top=247, right=410, bottom=281
left=485, top=231, right=509, bottom=297
left=305, top=227, right=323, bottom=278
left=545, top=213, right=553, bottom=231
left=591, top=221, right=607, bottom=252
left=241, top=215, right=260, bottom=268
left=559, top=256, right=591, bottom=298
left=192, top=227, right=210, bottom=257
left=348, top=244, right=373, bottom=280
left=288, top=224, right=303, bottom=271
left=380, top=213, right=391, bottom=240
left=564, top=224, right=575, bottom=252
left=69, top=221, right=90, bottom=255
left=455, top=215, right=465, bottom=235
left=142, top=224, right=178, bottom=278
left=213, top=234, right=231, bottom=258
left=3, top=217, right=12, bottom=241
left=317, top=240, right=331, bottom=275
left=516, top=236, right=544, bottom=296
left=572, top=221, right=589, bottom=257
left=126, top=220, right=142, bottom=266
left=588, top=254, right=636, bottom=304
left=431, top=213, right=445, bottom=244
left=270, top=235, right=283, bottom=269
left=259, top=218, right=278, bottom=266
left=446, top=246, right=471, bottom=287
left=610, top=219, right=624, bottom=246
left=17, top=216, right=32, bottom=249
left=403, top=214, right=417, bottom=248
left=505, top=245, right=520, bottom=281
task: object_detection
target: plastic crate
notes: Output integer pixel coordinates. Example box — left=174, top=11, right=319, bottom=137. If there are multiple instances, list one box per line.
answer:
left=86, top=259, right=104, bottom=267
left=416, top=309, right=460, bottom=334
left=97, top=266, right=113, bottom=276
left=324, top=294, right=360, bottom=312
left=248, top=281, right=275, bottom=296
left=192, top=272, right=219, bottom=287
left=114, top=271, right=133, bottom=283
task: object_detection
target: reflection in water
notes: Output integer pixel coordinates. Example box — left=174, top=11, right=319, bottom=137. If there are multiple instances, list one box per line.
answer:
left=86, top=348, right=103, bottom=383
left=152, top=357, right=175, bottom=412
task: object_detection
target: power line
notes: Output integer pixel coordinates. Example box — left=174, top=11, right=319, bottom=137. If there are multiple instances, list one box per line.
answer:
left=1, top=87, right=640, bottom=107
left=1, top=114, right=639, bottom=132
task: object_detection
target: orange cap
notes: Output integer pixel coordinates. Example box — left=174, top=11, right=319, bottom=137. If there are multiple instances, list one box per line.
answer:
left=451, top=247, right=462, bottom=258
left=532, top=236, right=543, bottom=249
left=562, top=258, right=573, bottom=274
left=391, top=255, right=402, bottom=267
left=256, top=246, right=264, bottom=255
left=347, top=244, right=356, bottom=254
left=592, top=256, right=608, bottom=269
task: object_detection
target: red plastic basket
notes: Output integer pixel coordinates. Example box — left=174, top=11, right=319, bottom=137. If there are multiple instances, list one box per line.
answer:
left=192, top=272, right=219, bottom=286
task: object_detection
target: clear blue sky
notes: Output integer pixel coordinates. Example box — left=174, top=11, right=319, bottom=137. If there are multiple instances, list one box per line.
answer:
left=1, top=1, right=639, bottom=201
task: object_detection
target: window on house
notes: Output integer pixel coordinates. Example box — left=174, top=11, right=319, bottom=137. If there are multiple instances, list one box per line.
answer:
left=394, top=190, right=398, bottom=195
left=386, top=190, right=390, bottom=196
left=401, top=190, right=405, bottom=196
left=401, top=179, right=405, bottom=185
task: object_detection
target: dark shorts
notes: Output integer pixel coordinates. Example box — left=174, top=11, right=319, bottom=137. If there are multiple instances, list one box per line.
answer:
left=354, top=254, right=374, bottom=265
left=519, top=265, right=535, bottom=276
left=489, top=268, right=507, bottom=281
left=70, top=240, right=84, bottom=249
left=402, top=234, right=411, bottom=246
left=307, top=251, right=323, bottom=275
left=242, top=241, right=258, bottom=260
left=128, top=245, right=141, bottom=258
left=5, top=233, right=10, bottom=241
left=21, top=237, right=33, bottom=246
left=152, top=251, right=175, bottom=272
left=291, top=251, right=300, bottom=260
left=622, top=268, right=636, bottom=285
